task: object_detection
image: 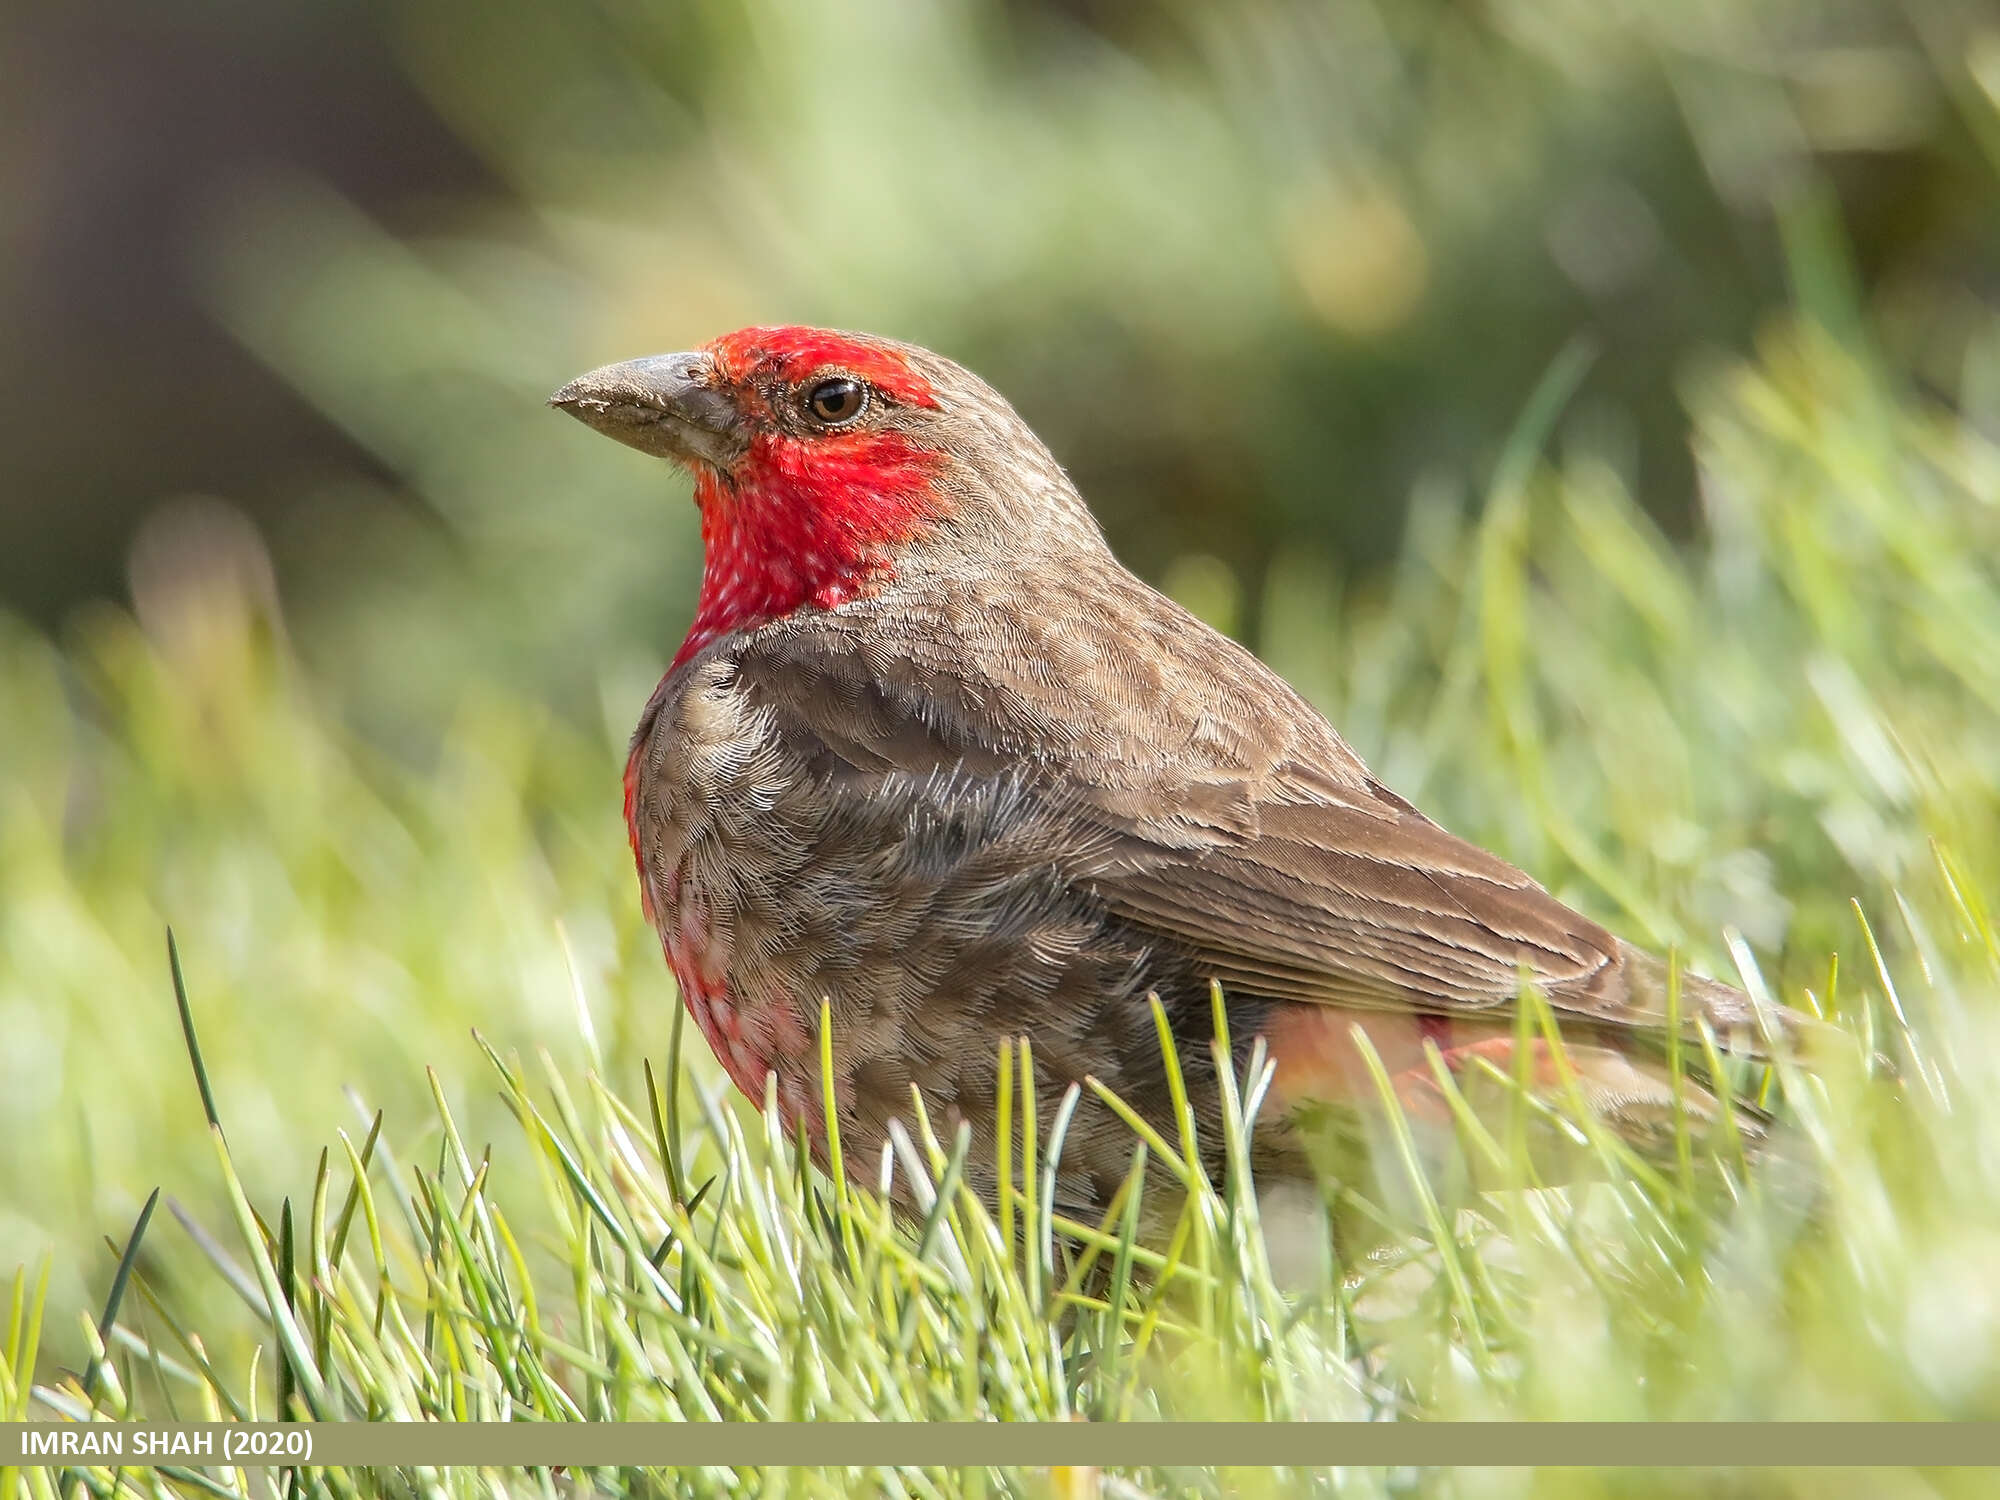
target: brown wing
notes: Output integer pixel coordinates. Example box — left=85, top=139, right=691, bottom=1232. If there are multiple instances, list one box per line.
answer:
left=1098, top=789, right=1611, bottom=1011
left=725, top=558, right=1767, bottom=1042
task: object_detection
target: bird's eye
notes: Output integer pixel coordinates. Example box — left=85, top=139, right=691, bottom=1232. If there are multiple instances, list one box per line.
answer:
left=804, top=377, right=867, bottom=426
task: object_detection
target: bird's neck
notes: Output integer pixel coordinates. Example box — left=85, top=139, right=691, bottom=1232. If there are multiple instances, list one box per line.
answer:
left=672, top=434, right=950, bottom=668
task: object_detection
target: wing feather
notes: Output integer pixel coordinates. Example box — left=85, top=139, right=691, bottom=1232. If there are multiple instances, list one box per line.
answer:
left=717, top=565, right=1772, bottom=1044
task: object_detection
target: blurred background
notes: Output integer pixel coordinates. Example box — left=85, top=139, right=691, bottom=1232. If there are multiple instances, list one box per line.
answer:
left=8, top=0, right=1997, bottom=716
left=7, top=0, right=2000, bottom=1369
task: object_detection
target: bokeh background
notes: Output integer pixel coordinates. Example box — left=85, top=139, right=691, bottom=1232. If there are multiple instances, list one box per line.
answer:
left=12, top=0, right=1998, bottom=707
left=9, top=0, right=2000, bottom=1388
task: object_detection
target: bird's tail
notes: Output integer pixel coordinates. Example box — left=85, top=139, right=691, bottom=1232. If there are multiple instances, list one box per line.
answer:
left=1609, top=938, right=1817, bottom=1062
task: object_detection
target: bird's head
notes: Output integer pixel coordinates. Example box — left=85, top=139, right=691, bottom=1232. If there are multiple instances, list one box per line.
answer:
left=552, top=326, right=1098, bottom=665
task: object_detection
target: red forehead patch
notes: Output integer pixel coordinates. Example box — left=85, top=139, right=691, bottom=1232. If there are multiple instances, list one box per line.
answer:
left=705, top=325, right=939, bottom=408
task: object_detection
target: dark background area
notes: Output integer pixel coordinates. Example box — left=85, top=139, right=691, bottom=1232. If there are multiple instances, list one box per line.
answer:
left=3, top=0, right=495, bottom=617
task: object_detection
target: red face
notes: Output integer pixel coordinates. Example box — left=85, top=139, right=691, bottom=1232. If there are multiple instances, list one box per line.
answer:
left=553, top=325, right=957, bottom=669
left=703, top=325, right=942, bottom=411
left=684, top=326, right=956, bottom=666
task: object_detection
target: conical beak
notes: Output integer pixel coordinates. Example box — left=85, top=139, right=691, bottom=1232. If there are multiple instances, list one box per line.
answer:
left=549, top=352, right=750, bottom=468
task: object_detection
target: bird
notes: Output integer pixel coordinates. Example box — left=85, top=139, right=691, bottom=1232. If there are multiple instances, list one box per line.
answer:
left=550, top=325, right=1806, bottom=1219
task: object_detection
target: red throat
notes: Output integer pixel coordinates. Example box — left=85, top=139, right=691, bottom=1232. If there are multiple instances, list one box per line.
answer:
left=633, top=326, right=952, bottom=886
left=671, top=434, right=948, bottom=668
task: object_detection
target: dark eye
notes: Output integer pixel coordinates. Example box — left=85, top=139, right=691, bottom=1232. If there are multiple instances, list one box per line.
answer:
left=804, top=377, right=867, bottom=426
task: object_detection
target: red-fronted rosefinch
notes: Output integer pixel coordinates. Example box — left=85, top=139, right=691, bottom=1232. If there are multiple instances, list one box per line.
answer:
left=552, top=326, right=1802, bottom=1214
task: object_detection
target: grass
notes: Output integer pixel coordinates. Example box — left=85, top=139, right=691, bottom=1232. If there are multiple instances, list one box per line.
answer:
left=5, top=315, right=2000, bottom=1496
